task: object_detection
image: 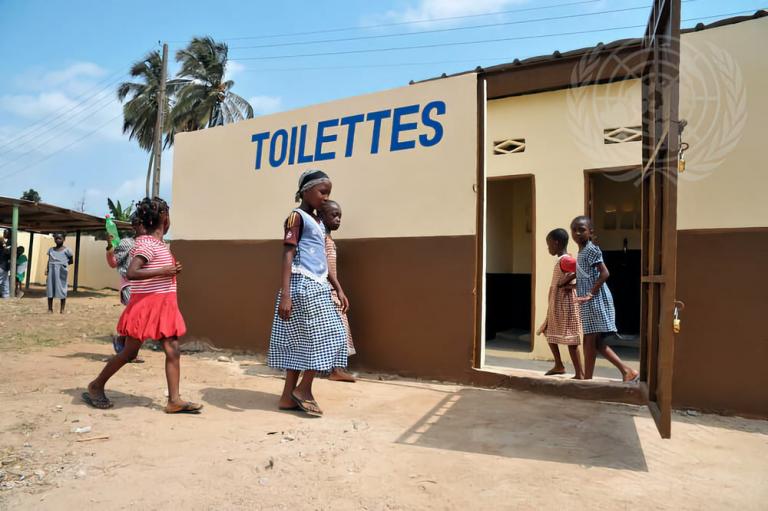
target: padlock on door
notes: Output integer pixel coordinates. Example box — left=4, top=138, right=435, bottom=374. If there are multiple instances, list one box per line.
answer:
left=673, top=301, right=685, bottom=334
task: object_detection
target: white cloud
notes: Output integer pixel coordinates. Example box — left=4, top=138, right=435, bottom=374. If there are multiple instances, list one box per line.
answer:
left=0, top=62, right=123, bottom=160
left=225, top=60, right=245, bottom=82
left=379, top=0, right=528, bottom=25
left=248, top=95, right=283, bottom=115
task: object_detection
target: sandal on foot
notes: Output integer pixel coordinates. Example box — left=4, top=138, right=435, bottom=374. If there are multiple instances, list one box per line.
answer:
left=164, top=401, right=203, bottom=414
left=82, top=392, right=113, bottom=409
left=290, top=393, right=323, bottom=417
left=545, top=368, right=566, bottom=376
left=279, top=404, right=301, bottom=411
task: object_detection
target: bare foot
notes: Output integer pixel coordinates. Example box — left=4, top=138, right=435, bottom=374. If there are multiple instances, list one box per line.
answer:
left=329, top=368, right=356, bottom=383
left=623, top=369, right=640, bottom=382
left=571, top=375, right=585, bottom=380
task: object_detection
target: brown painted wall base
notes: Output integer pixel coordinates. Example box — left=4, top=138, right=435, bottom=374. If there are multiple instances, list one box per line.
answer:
left=673, top=229, right=768, bottom=418
left=172, top=236, right=479, bottom=382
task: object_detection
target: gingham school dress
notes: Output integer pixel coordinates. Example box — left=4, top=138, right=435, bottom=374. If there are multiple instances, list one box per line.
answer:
left=267, top=208, right=348, bottom=372
left=540, top=255, right=582, bottom=345
left=576, top=242, right=617, bottom=335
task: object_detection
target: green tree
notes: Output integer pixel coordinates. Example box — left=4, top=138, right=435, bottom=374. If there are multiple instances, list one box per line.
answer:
left=171, top=37, right=253, bottom=131
left=20, top=189, right=41, bottom=202
left=117, top=51, right=187, bottom=196
left=107, top=198, right=134, bottom=222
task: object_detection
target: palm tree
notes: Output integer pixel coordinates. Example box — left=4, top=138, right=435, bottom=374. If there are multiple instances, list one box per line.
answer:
left=107, top=198, right=134, bottom=222
left=117, top=51, right=187, bottom=196
left=171, top=37, right=253, bottom=131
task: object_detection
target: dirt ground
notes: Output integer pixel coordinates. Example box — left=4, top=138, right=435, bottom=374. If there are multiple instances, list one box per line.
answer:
left=1, top=290, right=767, bottom=510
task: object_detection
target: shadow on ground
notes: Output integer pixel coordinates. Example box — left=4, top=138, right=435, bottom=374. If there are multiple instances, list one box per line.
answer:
left=62, top=387, right=157, bottom=410
left=200, top=387, right=313, bottom=419
left=396, top=387, right=649, bottom=471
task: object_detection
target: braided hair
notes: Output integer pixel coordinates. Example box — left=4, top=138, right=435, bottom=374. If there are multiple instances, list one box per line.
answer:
left=134, top=197, right=169, bottom=231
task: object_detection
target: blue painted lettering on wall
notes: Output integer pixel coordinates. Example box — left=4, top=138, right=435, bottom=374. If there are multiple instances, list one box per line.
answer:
left=251, top=100, right=446, bottom=170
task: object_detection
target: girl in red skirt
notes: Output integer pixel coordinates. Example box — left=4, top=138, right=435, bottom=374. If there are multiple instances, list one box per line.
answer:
left=83, top=197, right=202, bottom=414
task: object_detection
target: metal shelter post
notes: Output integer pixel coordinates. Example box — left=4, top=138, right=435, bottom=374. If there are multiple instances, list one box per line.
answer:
left=8, top=205, right=19, bottom=298
left=73, top=230, right=81, bottom=293
left=25, top=232, right=34, bottom=290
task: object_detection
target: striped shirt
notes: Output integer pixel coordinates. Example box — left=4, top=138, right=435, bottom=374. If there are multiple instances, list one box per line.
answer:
left=130, top=235, right=177, bottom=294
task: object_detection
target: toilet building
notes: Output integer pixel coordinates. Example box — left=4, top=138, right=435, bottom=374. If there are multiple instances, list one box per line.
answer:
left=171, top=12, right=767, bottom=419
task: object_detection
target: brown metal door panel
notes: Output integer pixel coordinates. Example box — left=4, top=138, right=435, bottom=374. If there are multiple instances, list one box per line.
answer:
left=640, top=0, right=681, bottom=439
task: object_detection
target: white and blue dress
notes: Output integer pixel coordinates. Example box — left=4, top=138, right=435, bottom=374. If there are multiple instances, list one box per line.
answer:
left=576, top=241, right=617, bottom=335
left=267, top=208, right=348, bottom=371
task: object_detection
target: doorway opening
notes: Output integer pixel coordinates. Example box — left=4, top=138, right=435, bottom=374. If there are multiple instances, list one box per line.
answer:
left=585, top=168, right=642, bottom=372
left=483, top=176, right=535, bottom=368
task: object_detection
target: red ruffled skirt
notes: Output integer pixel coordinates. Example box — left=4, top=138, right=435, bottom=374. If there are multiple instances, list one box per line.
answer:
left=117, top=292, right=186, bottom=341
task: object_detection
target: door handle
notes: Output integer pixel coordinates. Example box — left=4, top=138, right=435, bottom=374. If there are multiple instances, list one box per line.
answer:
left=673, top=300, right=685, bottom=334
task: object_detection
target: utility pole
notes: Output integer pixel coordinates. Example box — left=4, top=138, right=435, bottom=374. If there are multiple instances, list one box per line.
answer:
left=152, top=42, right=168, bottom=198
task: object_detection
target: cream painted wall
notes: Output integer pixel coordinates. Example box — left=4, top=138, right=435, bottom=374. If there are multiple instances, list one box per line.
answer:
left=486, top=178, right=532, bottom=274
left=172, top=73, right=478, bottom=241
left=485, top=16, right=768, bottom=359
left=12, top=232, right=119, bottom=290
left=677, top=17, right=768, bottom=229
left=487, top=81, right=641, bottom=358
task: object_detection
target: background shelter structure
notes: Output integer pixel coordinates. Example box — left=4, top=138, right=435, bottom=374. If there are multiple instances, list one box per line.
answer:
left=0, top=197, right=129, bottom=294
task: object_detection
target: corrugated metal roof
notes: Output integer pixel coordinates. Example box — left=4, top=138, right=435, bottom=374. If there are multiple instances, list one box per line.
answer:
left=413, top=10, right=767, bottom=84
left=0, top=197, right=129, bottom=233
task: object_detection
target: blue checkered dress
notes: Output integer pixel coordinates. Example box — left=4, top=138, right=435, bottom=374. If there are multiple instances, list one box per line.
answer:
left=576, top=242, right=617, bottom=335
left=268, top=274, right=348, bottom=371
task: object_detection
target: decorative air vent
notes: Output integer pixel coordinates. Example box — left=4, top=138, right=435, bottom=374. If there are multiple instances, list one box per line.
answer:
left=493, top=138, right=526, bottom=154
left=603, top=126, right=642, bottom=144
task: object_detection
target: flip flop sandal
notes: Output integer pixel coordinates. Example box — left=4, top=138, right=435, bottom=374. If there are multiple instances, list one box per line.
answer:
left=290, top=393, right=323, bottom=417
left=164, top=402, right=203, bottom=414
left=545, top=369, right=566, bottom=376
left=82, top=392, right=114, bottom=410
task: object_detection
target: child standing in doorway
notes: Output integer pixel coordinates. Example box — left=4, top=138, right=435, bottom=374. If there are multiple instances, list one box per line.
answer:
left=571, top=216, right=639, bottom=382
left=46, top=233, right=73, bottom=313
left=268, top=170, right=349, bottom=416
left=318, top=200, right=357, bottom=383
left=536, top=228, right=583, bottom=379
left=83, top=197, right=202, bottom=413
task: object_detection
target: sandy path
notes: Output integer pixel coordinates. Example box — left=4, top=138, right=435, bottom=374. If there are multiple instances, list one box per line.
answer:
left=0, top=341, right=766, bottom=510
left=1, top=291, right=767, bottom=510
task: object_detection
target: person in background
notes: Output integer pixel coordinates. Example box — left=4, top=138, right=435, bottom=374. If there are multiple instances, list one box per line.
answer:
left=536, top=228, right=583, bottom=379
left=106, top=213, right=146, bottom=361
left=46, top=233, right=73, bottom=313
left=0, top=229, right=10, bottom=299
left=318, top=200, right=356, bottom=383
left=15, top=246, right=27, bottom=299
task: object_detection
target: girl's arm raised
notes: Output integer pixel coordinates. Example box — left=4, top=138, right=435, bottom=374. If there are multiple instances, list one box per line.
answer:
left=125, top=255, right=179, bottom=280
left=328, top=272, right=350, bottom=313
left=278, top=245, right=296, bottom=320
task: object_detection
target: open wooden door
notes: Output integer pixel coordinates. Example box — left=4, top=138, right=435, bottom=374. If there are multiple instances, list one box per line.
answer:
left=640, top=0, right=682, bottom=439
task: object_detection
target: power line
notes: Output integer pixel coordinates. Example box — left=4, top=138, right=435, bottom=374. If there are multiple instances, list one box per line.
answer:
left=0, top=92, right=120, bottom=170
left=1, top=76, right=127, bottom=155
left=230, top=9, right=764, bottom=62
left=230, top=3, right=686, bottom=51
left=169, top=0, right=605, bottom=44
left=0, top=113, right=123, bottom=181
left=0, top=70, right=127, bottom=151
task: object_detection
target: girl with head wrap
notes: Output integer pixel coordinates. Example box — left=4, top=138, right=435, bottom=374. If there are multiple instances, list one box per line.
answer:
left=267, top=170, right=349, bottom=416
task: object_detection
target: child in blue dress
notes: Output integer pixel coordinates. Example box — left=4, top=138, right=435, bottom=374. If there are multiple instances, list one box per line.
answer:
left=571, top=216, right=639, bottom=382
left=268, top=170, right=349, bottom=416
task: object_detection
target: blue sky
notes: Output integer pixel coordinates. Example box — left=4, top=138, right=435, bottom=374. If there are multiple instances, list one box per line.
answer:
left=0, top=0, right=762, bottom=216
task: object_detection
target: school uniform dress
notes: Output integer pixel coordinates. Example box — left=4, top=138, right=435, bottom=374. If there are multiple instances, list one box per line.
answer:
left=576, top=241, right=617, bottom=335
left=46, top=247, right=73, bottom=299
left=268, top=208, right=348, bottom=372
left=116, top=235, right=186, bottom=341
left=541, top=255, right=582, bottom=345
left=325, top=235, right=356, bottom=355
